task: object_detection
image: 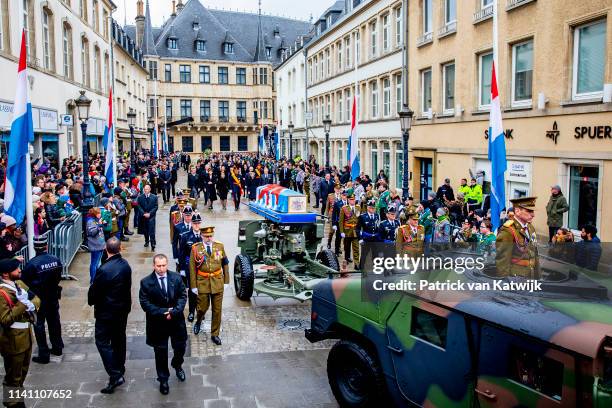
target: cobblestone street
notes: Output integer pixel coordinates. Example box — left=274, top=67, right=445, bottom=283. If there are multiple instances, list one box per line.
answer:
left=15, top=172, right=337, bottom=407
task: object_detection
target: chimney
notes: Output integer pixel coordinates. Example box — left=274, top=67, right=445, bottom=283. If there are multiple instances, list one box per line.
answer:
left=171, top=1, right=177, bottom=17
left=135, top=0, right=145, bottom=48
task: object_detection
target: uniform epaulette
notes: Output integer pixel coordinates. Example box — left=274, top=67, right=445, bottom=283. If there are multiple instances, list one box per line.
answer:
left=214, top=240, right=223, bottom=245
left=503, top=220, right=514, bottom=228
left=171, top=210, right=178, bottom=215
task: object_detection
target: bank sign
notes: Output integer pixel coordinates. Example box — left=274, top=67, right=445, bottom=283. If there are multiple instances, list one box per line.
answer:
left=0, top=100, right=59, bottom=132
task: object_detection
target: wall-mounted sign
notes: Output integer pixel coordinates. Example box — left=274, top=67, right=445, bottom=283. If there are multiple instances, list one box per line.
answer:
left=0, top=101, right=58, bottom=131
left=546, top=121, right=560, bottom=144
left=574, top=126, right=612, bottom=139
left=484, top=128, right=513, bottom=140
left=61, top=114, right=74, bottom=127
left=507, top=161, right=531, bottom=183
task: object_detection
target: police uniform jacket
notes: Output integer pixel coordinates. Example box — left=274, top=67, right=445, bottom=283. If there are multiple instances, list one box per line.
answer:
left=331, top=199, right=347, bottom=226
left=378, top=220, right=400, bottom=243
left=495, top=219, right=540, bottom=279
left=21, top=253, right=63, bottom=306
left=172, top=221, right=190, bottom=259
left=179, top=230, right=202, bottom=273
left=0, top=280, right=40, bottom=355
left=189, top=241, right=229, bottom=294
left=357, top=212, right=380, bottom=242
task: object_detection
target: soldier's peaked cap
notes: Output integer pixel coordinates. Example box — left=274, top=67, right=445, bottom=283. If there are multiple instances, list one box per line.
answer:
left=182, top=205, right=193, bottom=214
left=367, top=198, right=376, bottom=207
left=200, top=226, right=215, bottom=236
left=387, top=205, right=397, bottom=213
left=191, top=212, right=203, bottom=222
left=510, top=196, right=537, bottom=210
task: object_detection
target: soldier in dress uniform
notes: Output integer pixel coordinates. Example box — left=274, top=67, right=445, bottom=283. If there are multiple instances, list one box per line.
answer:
left=178, top=212, right=202, bottom=322
left=378, top=205, right=400, bottom=243
left=169, top=197, right=187, bottom=244
left=339, top=192, right=360, bottom=268
left=495, top=197, right=540, bottom=279
left=171, top=204, right=192, bottom=268
left=396, top=209, right=425, bottom=257
left=189, top=226, right=230, bottom=345
left=183, top=188, right=197, bottom=210
left=0, top=258, right=40, bottom=407
left=330, top=189, right=348, bottom=255
left=356, top=198, right=380, bottom=270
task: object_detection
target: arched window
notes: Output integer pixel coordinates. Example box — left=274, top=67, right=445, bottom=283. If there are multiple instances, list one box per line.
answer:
left=0, top=0, right=10, bottom=52
left=42, top=6, right=56, bottom=72
left=62, top=22, right=73, bottom=79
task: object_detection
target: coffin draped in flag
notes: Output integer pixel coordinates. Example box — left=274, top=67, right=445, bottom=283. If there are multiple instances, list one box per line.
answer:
left=488, top=61, right=507, bottom=231
left=103, top=88, right=115, bottom=185
left=347, top=95, right=360, bottom=181
left=5, top=30, right=35, bottom=225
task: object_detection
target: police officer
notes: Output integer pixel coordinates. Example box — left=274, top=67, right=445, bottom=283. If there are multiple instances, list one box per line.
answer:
left=496, top=197, right=540, bottom=279
left=396, top=209, right=425, bottom=257
left=357, top=198, right=380, bottom=270
left=339, top=192, right=360, bottom=268
left=178, top=212, right=203, bottom=322
left=378, top=205, right=400, bottom=243
left=171, top=203, right=191, bottom=266
left=20, top=236, right=64, bottom=364
left=189, top=226, right=229, bottom=345
left=0, top=258, right=40, bottom=407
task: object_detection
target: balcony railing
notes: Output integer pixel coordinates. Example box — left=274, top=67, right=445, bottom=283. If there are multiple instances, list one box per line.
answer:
left=237, top=116, right=247, bottom=123
left=438, top=21, right=457, bottom=38
left=200, top=115, right=210, bottom=122
left=416, top=32, right=433, bottom=47
left=506, top=0, right=536, bottom=11
left=473, top=5, right=493, bottom=24
left=219, top=116, right=229, bottom=123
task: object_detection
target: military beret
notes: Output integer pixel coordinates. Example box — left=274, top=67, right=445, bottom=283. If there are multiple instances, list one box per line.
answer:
left=0, top=258, right=20, bottom=275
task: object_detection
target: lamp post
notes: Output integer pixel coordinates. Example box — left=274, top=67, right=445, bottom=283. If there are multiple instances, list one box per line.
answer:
left=147, top=118, right=154, bottom=157
left=268, top=125, right=276, bottom=158
left=323, top=115, right=332, bottom=170
left=75, top=91, right=93, bottom=211
left=127, top=108, right=137, bottom=175
left=398, top=105, right=414, bottom=201
left=288, top=121, right=294, bottom=160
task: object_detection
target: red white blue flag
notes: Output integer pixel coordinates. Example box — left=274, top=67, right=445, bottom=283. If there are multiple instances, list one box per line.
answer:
left=488, top=62, right=507, bottom=231
left=347, top=95, right=360, bottom=180
left=103, top=88, right=115, bottom=185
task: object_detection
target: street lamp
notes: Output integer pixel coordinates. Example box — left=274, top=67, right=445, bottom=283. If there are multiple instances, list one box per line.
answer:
left=268, top=125, right=276, bottom=158
left=288, top=121, right=294, bottom=160
left=323, top=115, right=332, bottom=170
left=127, top=108, right=137, bottom=175
left=147, top=118, right=154, bottom=157
left=75, top=90, right=93, bottom=211
left=398, top=105, right=414, bottom=201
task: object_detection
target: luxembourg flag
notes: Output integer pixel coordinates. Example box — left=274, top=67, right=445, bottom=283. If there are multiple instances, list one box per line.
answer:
left=488, top=61, right=507, bottom=231
left=102, top=88, right=115, bottom=185
left=347, top=95, right=360, bottom=181
left=152, top=124, right=158, bottom=158
left=274, top=129, right=280, bottom=160
left=162, top=121, right=168, bottom=154
left=5, top=30, right=35, bottom=225
left=258, top=126, right=266, bottom=154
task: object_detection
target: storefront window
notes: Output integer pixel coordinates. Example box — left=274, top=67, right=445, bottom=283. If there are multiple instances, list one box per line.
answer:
left=371, top=148, right=378, bottom=178
left=568, top=165, right=599, bottom=231
left=395, top=149, right=403, bottom=190
left=383, top=142, right=391, bottom=179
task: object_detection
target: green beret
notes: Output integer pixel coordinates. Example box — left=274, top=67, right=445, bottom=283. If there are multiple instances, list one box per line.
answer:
left=0, top=258, right=20, bottom=275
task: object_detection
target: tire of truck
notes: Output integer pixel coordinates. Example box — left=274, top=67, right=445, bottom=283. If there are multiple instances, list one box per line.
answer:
left=316, top=249, right=340, bottom=272
left=327, top=340, right=387, bottom=408
left=234, top=254, right=254, bottom=301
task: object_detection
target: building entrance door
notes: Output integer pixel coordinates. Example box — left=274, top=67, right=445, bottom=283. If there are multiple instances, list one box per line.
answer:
left=419, top=158, right=433, bottom=200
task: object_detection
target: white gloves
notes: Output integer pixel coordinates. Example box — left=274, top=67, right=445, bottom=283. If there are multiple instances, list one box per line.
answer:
left=332, top=225, right=337, bottom=231
left=15, top=290, right=29, bottom=304
left=340, top=233, right=346, bottom=238
left=191, top=288, right=198, bottom=295
left=23, top=300, right=36, bottom=312
left=359, top=240, right=364, bottom=245
left=179, top=270, right=186, bottom=277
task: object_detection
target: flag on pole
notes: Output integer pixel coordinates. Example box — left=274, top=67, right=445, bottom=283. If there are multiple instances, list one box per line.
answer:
left=258, top=126, right=266, bottom=154
left=103, top=88, right=115, bottom=186
left=488, top=62, right=507, bottom=231
left=348, top=95, right=360, bottom=181
left=5, top=30, right=35, bottom=225
left=162, top=119, right=168, bottom=154
left=274, top=130, right=280, bottom=160
left=152, top=125, right=158, bottom=159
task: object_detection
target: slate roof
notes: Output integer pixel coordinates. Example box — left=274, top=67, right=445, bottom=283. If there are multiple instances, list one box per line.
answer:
left=125, top=0, right=311, bottom=67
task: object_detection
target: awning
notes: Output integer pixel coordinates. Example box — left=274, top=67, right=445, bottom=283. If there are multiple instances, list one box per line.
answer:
left=87, top=136, right=98, bottom=142
left=41, top=134, right=59, bottom=142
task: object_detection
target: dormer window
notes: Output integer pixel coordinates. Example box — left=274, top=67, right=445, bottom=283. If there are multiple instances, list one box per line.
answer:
left=273, top=25, right=280, bottom=37
left=224, top=43, right=234, bottom=54
left=168, top=38, right=177, bottom=49
left=266, top=47, right=272, bottom=58
left=196, top=40, right=206, bottom=52
left=193, top=21, right=200, bottom=30
left=327, top=15, right=332, bottom=27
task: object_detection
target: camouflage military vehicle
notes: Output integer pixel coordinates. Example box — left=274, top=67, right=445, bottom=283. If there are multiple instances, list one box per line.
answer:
left=234, top=184, right=342, bottom=301
left=306, top=253, right=612, bottom=407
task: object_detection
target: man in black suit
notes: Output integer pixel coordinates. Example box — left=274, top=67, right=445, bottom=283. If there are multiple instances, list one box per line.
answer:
left=319, top=172, right=334, bottom=216
left=87, top=237, right=132, bottom=394
left=158, top=164, right=172, bottom=204
left=139, top=254, right=188, bottom=395
left=137, top=184, right=158, bottom=250
left=279, top=162, right=291, bottom=188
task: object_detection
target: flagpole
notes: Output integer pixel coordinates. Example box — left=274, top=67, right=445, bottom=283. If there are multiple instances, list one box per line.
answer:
left=493, top=0, right=499, bottom=72
left=109, top=9, right=117, bottom=185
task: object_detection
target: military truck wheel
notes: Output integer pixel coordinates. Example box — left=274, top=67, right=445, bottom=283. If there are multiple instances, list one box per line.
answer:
left=317, top=249, right=340, bottom=271
left=327, top=340, right=386, bottom=407
left=234, top=255, right=254, bottom=301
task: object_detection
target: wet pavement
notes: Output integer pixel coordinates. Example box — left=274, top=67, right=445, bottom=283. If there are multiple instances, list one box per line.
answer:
left=10, top=170, right=338, bottom=408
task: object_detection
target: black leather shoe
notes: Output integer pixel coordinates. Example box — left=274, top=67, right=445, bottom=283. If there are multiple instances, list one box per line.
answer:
left=144, top=242, right=149, bottom=248
left=50, top=348, right=63, bottom=356
left=159, top=381, right=169, bottom=395
left=211, top=336, right=222, bottom=346
left=193, top=321, right=201, bottom=335
left=32, top=356, right=50, bottom=364
left=187, top=312, right=194, bottom=322
left=151, top=245, right=156, bottom=251
left=124, top=230, right=134, bottom=236
left=175, top=368, right=186, bottom=382
left=100, top=376, right=125, bottom=394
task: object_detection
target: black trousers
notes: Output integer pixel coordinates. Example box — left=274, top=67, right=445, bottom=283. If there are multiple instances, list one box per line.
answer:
left=170, top=182, right=176, bottom=197
left=33, top=302, right=63, bottom=358
left=143, top=219, right=156, bottom=246
left=95, top=315, right=128, bottom=382
left=153, top=337, right=186, bottom=382
left=181, top=275, right=196, bottom=315
left=161, top=183, right=171, bottom=203
left=548, top=226, right=559, bottom=242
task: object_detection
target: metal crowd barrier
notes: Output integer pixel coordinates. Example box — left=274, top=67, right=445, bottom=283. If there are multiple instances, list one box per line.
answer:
left=51, top=211, right=82, bottom=280
left=93, top=193, right=102, bottom=207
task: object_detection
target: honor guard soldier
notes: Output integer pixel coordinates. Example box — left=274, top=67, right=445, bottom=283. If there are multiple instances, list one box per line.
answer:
left=495, top=197, right=541, bottom=279
left=178, top=212, right=203, bottom=322
left=20, top=237, right=64, bottom=364
left=189, top=227, right=229, bottom=345
left=183, top=188, right=198, bottom=210
left=172, top=204, right=192, bottom=267
left=168, top=190, right=186, bottom=220
left=339, top=192, right=360, bottom=268
left=378, top=205, right=400, bottom=243
left=329, top=189, right=348, bottom=254
left=396, top=209, right=425, bottom=257
left=357, top=198, right=380, bottom=270
left=0, top=258, right=41, bottom=406
left=169, top=197, right=187, bottom=243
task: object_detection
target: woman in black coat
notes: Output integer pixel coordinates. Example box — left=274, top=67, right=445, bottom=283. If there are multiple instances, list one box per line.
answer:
left=216, top=171, right=230, bottom=210
left=245, top=167, right=259, bottom=201
left=205, top=169, right=218, bottom=210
